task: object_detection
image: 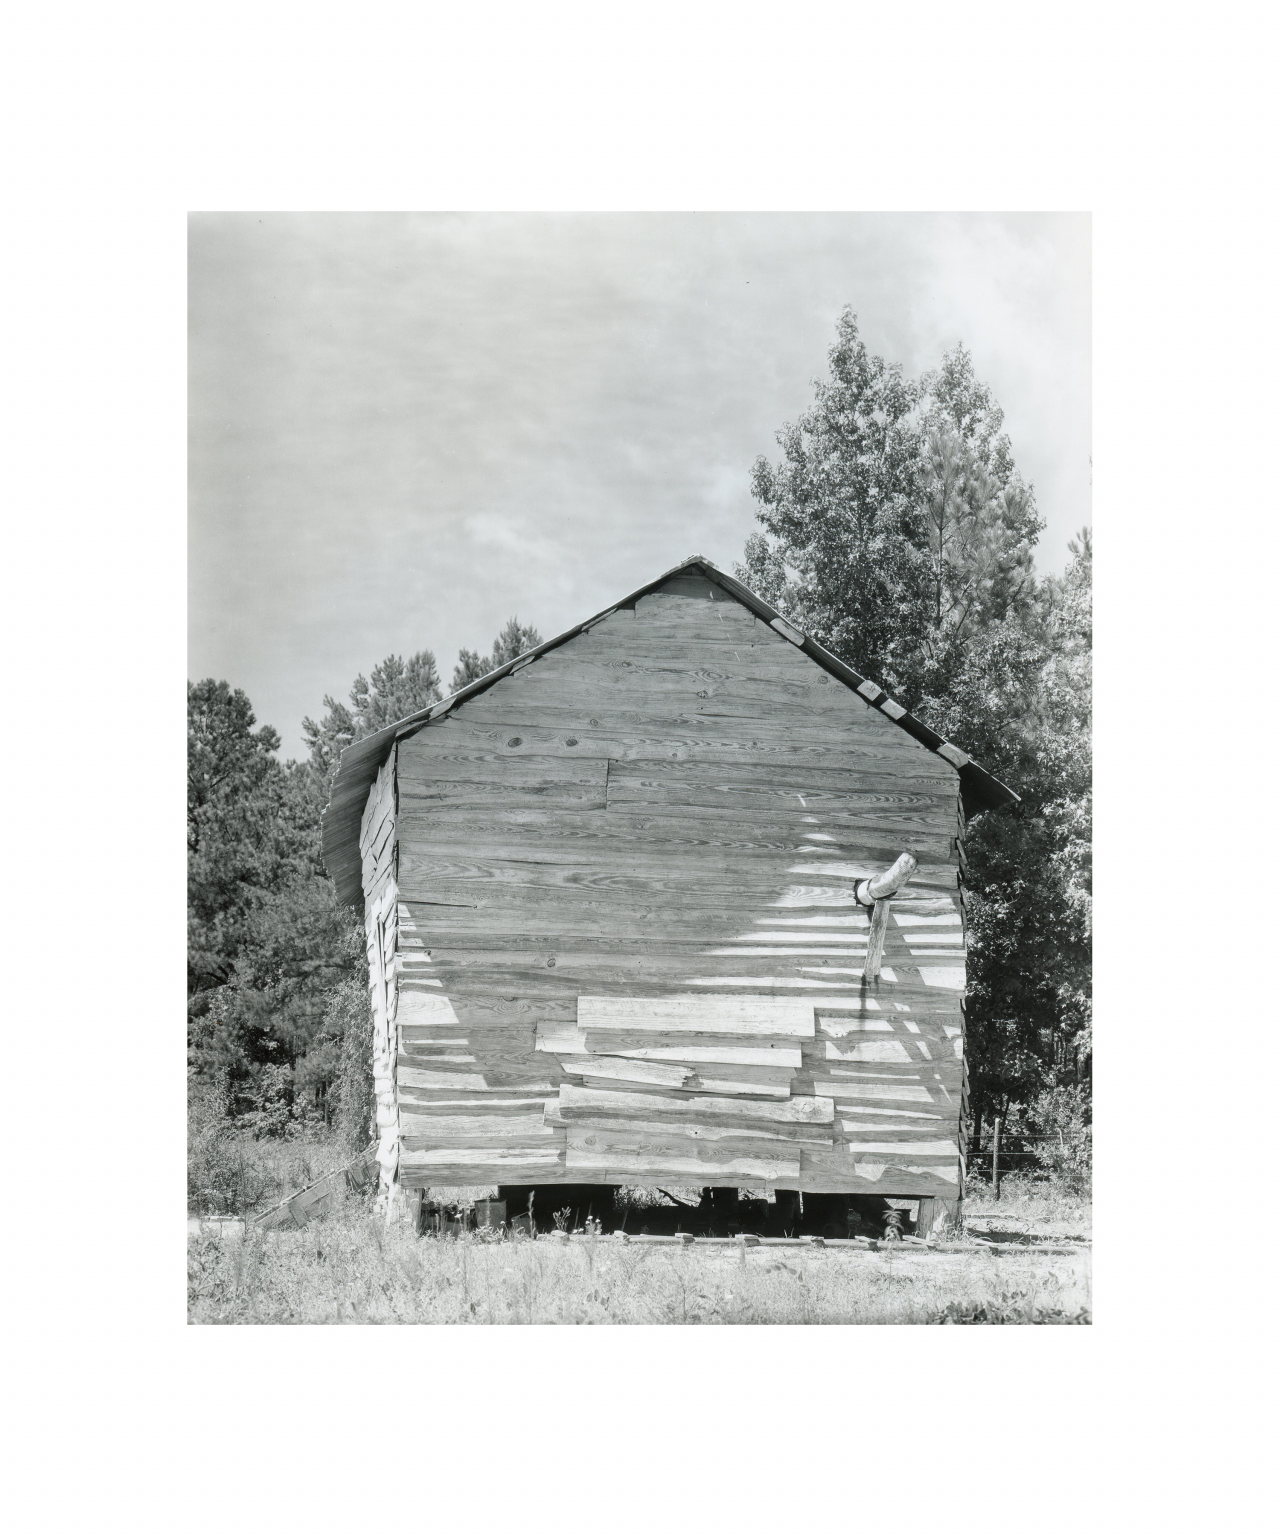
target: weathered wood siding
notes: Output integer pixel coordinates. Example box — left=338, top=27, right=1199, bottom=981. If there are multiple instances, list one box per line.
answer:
left=359, top=751, right=400, bottom=1201
left=387, top=575, right=967, bottom=1195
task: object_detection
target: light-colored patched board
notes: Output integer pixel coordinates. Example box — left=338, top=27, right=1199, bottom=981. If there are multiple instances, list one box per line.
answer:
left=577, top=995, right=815, bottom=1037
left=536, top=1022, right=587, bottom=1053
left=565, top=1127, right=801, bottom=1186
left=837, top=1121, right=959, bottom=1140
left=805, top=1062, right=964, bottom=1099
left=797, top=1145, right=962, bottom=1196
left=557, top=1083, right=833, bottom=1124
left=674, top=1073, right=793, bottom=1100
left=580, top=1033, right=804, bottom=1068
left=806, top=1077, right=939, bottom=1100
left=559, top=1056, right=694, bottom=1088
left=568, top=1064, right=793, bottom=1099
left=395, top=991, right=460, bottom=1024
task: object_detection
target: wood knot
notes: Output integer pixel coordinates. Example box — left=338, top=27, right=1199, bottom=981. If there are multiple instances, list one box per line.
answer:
left=507, top=737, right=522, bottom=747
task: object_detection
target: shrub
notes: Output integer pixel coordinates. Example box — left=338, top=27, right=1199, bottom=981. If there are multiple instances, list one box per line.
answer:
left=1026, top=1086, right=1091, bottom=1197
left=327, top=978, right=375, bottom=1153
left=188, top=1069, right=274, bottom=1214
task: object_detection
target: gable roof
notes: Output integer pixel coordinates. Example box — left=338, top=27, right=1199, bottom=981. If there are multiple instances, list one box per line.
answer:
left=321, top=555, right=1019, bottom=909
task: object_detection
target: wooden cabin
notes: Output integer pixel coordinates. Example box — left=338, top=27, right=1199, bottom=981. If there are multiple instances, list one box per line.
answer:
left=321, top=556, right=1017, bottom=1235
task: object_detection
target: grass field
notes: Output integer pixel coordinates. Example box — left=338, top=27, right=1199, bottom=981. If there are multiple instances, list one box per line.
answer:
left=188, top=1198, right=1090, bottom=1326
left=187, top=1126, right=1090, bottom=1324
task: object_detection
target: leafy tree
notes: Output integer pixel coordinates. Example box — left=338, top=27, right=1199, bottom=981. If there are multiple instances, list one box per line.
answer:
left=737, top=312, right=1091, bottom=1135
left=189, top=679, right=365, bottom=1128
left=739, top=309, right=1044, bottom=714
left=451, top=617, right=543, bottom=692
left=302, top=650, right=442, bottom=787
left=739, top=309, right=926, bottom=688
left=188, top=680, right=321, bottom=998
left=938, top=530, right=1090, bottom=1114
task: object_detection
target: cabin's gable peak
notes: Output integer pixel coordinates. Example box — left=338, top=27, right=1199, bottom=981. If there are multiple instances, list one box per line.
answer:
left=320, top=554, right=1018, bottom=909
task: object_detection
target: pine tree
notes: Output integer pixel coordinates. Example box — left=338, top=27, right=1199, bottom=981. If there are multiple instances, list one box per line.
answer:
left=301, top=650, right=442, bottom=786
left=451, top=617, right=542, bottom=692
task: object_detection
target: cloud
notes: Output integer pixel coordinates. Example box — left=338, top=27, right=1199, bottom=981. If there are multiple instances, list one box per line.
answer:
left=189, top=213, right=1090, bottom=757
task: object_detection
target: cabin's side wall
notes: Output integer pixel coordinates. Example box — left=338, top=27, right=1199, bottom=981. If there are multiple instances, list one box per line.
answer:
left=359, top=750, right=399, bottom=1204
left=393, top=577, right=966, bottom=1196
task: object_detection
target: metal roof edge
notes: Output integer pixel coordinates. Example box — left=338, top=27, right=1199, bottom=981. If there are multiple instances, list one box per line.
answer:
left=320, top=552, right=1018, bottom=907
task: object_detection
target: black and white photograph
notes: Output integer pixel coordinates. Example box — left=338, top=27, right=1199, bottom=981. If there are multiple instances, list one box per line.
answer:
left=187, top=212, right=1092, bottom=1324
left=11, top=5, right=1273, bottom=1530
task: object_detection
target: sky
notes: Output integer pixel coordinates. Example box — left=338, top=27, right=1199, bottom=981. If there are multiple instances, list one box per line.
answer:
left=189, top=212, right=1090, bottom=760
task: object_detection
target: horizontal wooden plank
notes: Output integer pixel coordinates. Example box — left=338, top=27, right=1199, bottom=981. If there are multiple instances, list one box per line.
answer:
left=397, top=1065, right=488, bottom=1090
left=399, top=1115, right=558, bottom=1139
left=797, top=1146, right=962, bottom=1196
left=399, top=1164, right=570, bottom=1189
left=397, top=754, right=609, bottom=788
left=535, top=1023, right=587, bottom=1053
left=808, top=1079, right=953, bottom=1104
left=603, top=756, right=953, bottom=797
left=406, top=713, right=959, bottom=779
left=564, top=1128, right=800, bottom=1185
left=559, top=1056, right=694, bottom=1088
left=582, top=1033, right=804, bottom=1068
left=453, top=697, right=956, bottom=771
left=558, top=1083, right=833, bottom=1125
left=395, top=1097, right=551, bottom=1115
left=396, top=849, right=956, bottom=903
left=397, top=1087, right=563, bottom=1107
left=397, top=1063, right=554, bottom=1092
left=397, top=860, right=958, bottom=911
left=399, top=783, right=606, bottom=811
left=398, top=810, right=954, bottom=861
left=408, top=969, right=961, bottom=1016
left=841, top=1139, right=960, bottom=1157
left=399, top=1147, right=565, bottom=1170
left=676, top=1072, right=793, bottom=1100
left=561, top=1113, right=830, bottom=1146
left=837, top=1124, right=960, bottom=1144
left=577, top=994, right=815, bottom=1037
left=397, top=833, right=954, bottom=887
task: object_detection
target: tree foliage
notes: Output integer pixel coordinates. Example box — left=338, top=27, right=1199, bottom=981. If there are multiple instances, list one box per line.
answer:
left=738, top=311, right=1091, bottom=1124
left=189, top=678, right=367, bottom=1131
left=451, top=617, right=543, bottom=692
left=302, top=650, right=442, bottom=787
left=188, top=680, right=324, bottom=998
